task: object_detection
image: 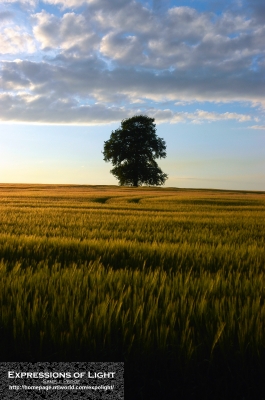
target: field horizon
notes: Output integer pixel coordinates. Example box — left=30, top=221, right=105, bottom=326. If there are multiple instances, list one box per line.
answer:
left=1, top=182, right=264, bottom=194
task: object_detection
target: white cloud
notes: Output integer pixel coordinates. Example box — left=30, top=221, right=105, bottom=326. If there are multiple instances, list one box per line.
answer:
left=2, top=0, right=37, bottom=4
left=42, top=0, right=132, bottom=10
left=0, top=89, right=256, bottom=125
left=100, top=33, right=145, bottom=64
left=249, top=125, right=265, bottom=130
left=0, top=0, right=264, bottom=124
left=149, top=109, right=255, bottom=125
left=189, top=110, right=252, bottom=122
left=32, top=11, right=99, bottom=52
left=0, top=26, right=35, bottom=54
left=43, top=0, right=86, bottom=7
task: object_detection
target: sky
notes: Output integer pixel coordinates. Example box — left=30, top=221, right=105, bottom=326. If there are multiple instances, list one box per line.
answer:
left=0, top=0, right=265, bottom=190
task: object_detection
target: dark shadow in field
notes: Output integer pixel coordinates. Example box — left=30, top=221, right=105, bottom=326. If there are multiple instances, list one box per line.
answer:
left=90, top=197, right=112, bottom=204
left=128, top=198, right=142, bottom=203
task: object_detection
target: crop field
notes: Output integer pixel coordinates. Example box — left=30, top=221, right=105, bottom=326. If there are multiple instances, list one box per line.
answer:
left=0, top=184, right=265, bottom=399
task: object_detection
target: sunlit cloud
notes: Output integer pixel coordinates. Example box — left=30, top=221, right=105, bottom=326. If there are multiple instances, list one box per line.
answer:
left=0, top=26, right=35, bottom=54
left=249, top=125, right=265, bottom=130
left=0, top=0, right=264, bottom=124
left=32, top=11, right=99, bottom=52
left=0, top=91, right=256, bottom=125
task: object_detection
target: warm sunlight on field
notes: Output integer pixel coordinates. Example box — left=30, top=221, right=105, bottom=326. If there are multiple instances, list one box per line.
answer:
left=1, top=184, right=265, bottom=399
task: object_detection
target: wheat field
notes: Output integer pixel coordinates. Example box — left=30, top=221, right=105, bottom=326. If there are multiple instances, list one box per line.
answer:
left=1, top=184, right=265, bottom=399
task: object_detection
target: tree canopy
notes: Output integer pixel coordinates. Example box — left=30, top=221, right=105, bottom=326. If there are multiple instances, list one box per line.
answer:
left=103, top=115, right=168, bottom=187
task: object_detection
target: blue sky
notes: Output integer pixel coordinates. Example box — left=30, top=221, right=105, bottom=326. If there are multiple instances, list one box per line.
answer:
left=0, top=0, right=265, bottom=189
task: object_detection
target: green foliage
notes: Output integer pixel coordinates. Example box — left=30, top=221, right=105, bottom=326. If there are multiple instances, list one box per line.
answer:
left=103, top=115, right=168, bottom=186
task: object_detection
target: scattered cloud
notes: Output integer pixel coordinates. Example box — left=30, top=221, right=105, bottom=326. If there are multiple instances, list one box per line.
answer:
left=0, top=26, right=35, bottom=54
left=3, top=0, right=36, bottom=4
left=0, top=90, right=256, bottom=125
left=32, top=11, right=99, bottom=52
left=0, top=0, right=264, bottom=124
left=43, top=0, right=89, bottom=8
left=249, top=125, right=265, bottom=130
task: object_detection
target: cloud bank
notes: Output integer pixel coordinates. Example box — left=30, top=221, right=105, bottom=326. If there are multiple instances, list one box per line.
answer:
left=0, top=0, right=264, bottom=124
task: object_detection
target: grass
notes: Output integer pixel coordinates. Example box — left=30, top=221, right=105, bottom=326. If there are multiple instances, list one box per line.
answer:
left=0, top=184, right=265, bottom=399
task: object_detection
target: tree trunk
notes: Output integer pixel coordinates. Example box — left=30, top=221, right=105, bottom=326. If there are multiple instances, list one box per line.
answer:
left=133, top=159, right=138, bottom=187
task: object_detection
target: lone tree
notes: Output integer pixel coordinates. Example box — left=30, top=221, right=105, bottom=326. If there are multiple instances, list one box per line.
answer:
left=103, top=115, right=168, bottom=187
